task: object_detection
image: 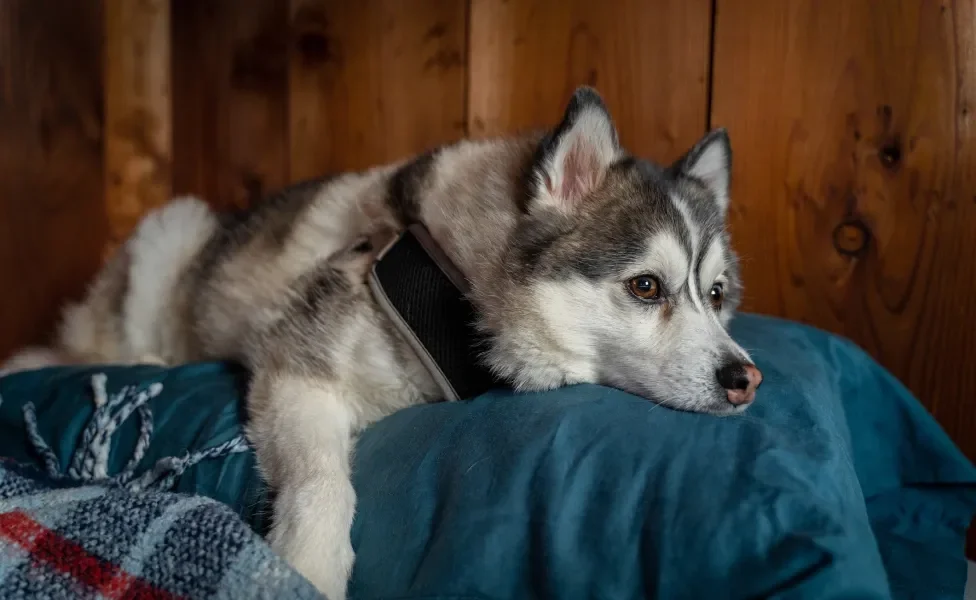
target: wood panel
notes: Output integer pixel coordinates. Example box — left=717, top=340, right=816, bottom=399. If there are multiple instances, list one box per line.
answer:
left=288, top=0, right=468, bottom=180
left=711, top=0, right=976, bottom=457
left=468, top=0, right=712, bottom=163
left=0, top=1, right=106, bottom=360
left=171, top=0, right=289, bottom=209
left=104, top=0, right=171, bottom=250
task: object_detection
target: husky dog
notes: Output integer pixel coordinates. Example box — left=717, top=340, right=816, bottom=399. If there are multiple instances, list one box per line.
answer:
left=2, top=87, right=761, bottom=598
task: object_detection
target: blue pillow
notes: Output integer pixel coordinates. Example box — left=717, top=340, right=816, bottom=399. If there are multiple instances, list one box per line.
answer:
left=349, top=314, right=976, bottom=599
left=1, top=313, right=974, bottom=599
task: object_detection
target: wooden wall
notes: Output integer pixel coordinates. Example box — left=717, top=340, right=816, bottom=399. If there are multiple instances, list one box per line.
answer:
left=0, top=2, right=107, bottom=364
left=712, top=0, right=976, bottom=457
left=1, top=1, right=974, bottom=459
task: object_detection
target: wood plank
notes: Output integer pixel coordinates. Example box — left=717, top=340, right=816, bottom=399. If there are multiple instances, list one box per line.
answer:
left=104, top=0, right=172, bottom=251
left=711, top=0, right=976, bottom=457
left=171, top=0, right=289, bottom=209
left=467, top=0, right=712, bottom=163
left=0, top=1, right=106, bottom=360
left=288, top=0, right=468, bottom=180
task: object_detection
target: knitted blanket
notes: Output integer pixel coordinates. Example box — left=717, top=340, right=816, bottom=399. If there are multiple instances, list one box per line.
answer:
left=0, top=376, right=324, bottom=600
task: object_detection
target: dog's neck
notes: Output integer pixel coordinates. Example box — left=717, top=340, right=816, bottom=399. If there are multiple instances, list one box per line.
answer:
left=412, top=136, right=540, bottom=287
left=403, top=134, right=574, bottom=393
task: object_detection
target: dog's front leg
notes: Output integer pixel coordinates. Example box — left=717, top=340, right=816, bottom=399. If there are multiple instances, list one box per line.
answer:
left=247, top=373, right=360, bottom=600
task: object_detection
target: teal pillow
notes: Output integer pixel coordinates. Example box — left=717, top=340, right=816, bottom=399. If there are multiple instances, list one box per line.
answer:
left=1, top=313, right=974, bottom=599
left=348, top=314, right=976, bottom=599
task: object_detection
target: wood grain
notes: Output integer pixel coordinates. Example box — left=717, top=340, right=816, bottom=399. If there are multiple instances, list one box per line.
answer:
left=0, top=1, right=106, bottom=360
left=711, top=0, right=976, bottom=457
left=171, top=0, right=289, bottom=209
left=104, top=0, right=171, bottom=250
left=288, top=0, right=468, bottom=180
left=467, top=0, right=712, bottom=163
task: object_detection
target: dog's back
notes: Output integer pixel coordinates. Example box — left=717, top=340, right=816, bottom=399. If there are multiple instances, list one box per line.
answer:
left=13, top=135, right=533, bottom=378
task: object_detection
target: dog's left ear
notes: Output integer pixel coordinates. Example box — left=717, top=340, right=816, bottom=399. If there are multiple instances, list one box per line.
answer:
left=531, top=87, right=621, bottom=214
left=672, top=128, right=732, bottom=215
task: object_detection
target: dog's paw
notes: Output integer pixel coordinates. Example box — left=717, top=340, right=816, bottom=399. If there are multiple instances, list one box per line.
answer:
left=268, top=483, right=356, bottom=600
left=274, top=533, right=354, bottom=600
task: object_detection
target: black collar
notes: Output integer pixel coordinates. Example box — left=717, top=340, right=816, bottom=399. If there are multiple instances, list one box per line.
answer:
left=368, top=225, right=507, bottom=401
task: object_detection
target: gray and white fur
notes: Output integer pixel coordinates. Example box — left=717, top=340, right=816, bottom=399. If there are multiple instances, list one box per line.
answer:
left=2, top=87, right=762, bottom=598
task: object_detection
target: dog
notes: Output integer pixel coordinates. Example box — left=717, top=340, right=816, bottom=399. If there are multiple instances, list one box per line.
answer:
left=2, top=87, right=762, bottom=598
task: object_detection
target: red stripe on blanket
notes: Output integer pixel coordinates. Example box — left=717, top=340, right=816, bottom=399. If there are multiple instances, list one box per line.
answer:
left=0, top=510, right=183, bottom=600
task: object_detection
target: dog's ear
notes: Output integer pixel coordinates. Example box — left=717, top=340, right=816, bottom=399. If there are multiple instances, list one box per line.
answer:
left=672, top=128, right=732, bottom=214
left=530, top=87, right=620, bottom=214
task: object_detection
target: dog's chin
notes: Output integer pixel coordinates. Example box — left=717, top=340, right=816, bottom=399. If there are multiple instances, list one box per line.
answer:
left=629, top=387, right=752, bottom=417
left=699, top=400, right=752, bottom=417
left=595, top=376, right=756, bottom=417
left=656, top=400, right=749, bottom=417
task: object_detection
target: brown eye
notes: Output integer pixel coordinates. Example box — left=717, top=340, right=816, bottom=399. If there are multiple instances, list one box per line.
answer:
left=628, top=275, right=661, bottom=301
left=709, top=282, right=725, bottom=309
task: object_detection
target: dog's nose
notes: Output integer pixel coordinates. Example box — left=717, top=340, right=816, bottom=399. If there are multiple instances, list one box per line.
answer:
left=716, top=363, right=763, bottom=406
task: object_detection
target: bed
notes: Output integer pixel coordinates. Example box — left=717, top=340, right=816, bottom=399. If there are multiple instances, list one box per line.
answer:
left=1, top=312, right=973, bottom=599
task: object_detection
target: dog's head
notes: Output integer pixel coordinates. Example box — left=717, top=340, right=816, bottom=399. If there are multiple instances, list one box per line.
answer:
left=479, top=87, right=761, bottom=415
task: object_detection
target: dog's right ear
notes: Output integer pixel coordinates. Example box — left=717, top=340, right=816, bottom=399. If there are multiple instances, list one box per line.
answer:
left=530, top=87, right=621, bottom=215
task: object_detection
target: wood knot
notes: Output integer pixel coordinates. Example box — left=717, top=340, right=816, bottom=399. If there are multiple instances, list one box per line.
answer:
left=832, top=219, right=871, bottom=258
left=297, top=32, right=332, bottom=66
left=240, top=172, right=264, bottom=206
left=879, top=141, right=902, bottom=168
left=423, top=49, right=463, bottom=72
left=424, top=22, right=448, bottom=41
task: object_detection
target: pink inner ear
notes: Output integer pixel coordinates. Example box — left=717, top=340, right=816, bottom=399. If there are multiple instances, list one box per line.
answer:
left=559, top=137, right=600, bottom=203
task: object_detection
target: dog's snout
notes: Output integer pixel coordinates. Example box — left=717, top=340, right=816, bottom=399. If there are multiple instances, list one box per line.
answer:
left=716, top=363, right=763, bottom=406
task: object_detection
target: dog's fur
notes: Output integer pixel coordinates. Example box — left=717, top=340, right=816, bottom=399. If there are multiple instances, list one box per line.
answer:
left=2, top=87, right=759, bottom=598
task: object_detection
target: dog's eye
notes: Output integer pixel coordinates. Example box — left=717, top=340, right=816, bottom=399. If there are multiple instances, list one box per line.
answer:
left=709, top=283, right=725, bottom=309
left=628, top=275, right=661, bottom=301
